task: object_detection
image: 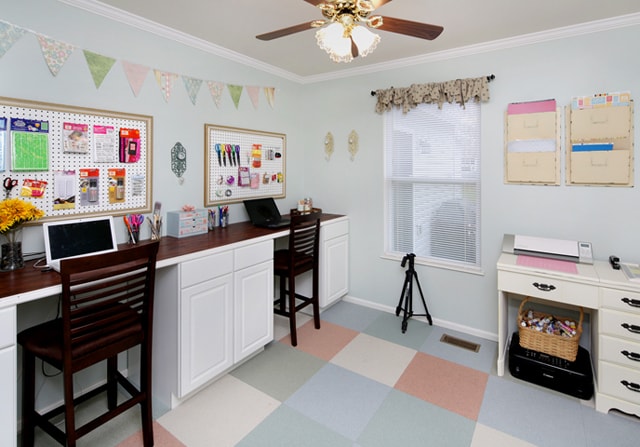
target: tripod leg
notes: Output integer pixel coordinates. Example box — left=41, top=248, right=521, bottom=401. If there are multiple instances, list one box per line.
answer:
left=413, top=272, right=432, bottom=325
left=396, top=271, right=410, bottom=316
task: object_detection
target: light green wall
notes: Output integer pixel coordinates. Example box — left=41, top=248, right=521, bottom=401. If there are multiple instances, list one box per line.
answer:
left=3, top=1, right=640, bottom=337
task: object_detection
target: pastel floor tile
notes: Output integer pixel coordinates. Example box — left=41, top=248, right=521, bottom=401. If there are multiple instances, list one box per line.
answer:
left=320, top=300, right=385, bottom=332
left=331, top=332, right=417, bottom=386
left=420, top=325, right=498, bottom=373
left=470, top=423, right=536, bottom=447
left=280, top=319, right=359, bottom=361
left=117, top=422, right=186, bottom=447
left=357, top=388, right=475, bottom=447
left=157, top=375, right=280, bottom=447
left=285, top=363, right=392, bottom=441
left=395, top=352, right=488, bottom=421
left=363, top=311, right=433, bottom=350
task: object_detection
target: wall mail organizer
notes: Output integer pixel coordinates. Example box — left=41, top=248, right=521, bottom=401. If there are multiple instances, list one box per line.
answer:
left=0, top=96, right=153, bottom=221
left=204, top=124, right=285, bottom=206
left=504, top=99, right=561, bottom=185
left=566, top=93, right=634, bottom=186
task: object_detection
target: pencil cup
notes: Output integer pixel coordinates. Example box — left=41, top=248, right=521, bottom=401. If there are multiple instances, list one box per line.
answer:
left=208, top=210, right=216, bottom=230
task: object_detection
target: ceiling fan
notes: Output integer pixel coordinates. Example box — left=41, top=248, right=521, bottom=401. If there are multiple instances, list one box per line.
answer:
left=256, top=0, right=444, bottom=63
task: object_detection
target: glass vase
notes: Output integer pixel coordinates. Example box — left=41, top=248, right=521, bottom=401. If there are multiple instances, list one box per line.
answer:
left=1, top=226, right=24, bottom=271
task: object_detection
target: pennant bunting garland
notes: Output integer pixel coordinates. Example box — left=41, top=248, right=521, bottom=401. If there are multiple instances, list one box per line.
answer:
left=246, top=86, right=260, bottom=109
left=37, top=35, right=74, bottom=76
left=264, top=87, right=276, bottom=109
left=2, top=19, right=276, bottom=111
left=83, top=50, right=116, bottom=89
left=207, top=81, right=224, bottom=108
left=0, top=21, right=26, bottom=58
left=228, top=84, right=243, bottom=109
left=182, top=76, right=203, bottom=105
left=154, top=69, right=179, bottom=103
left=121, top=61, right=150, bottom=97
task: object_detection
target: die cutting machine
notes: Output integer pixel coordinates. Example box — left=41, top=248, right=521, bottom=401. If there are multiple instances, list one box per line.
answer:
left=502, top=234, right=593, bottom=264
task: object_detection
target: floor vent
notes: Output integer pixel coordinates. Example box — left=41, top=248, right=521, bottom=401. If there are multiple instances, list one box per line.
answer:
left=439, top=334, right=481, bottom=353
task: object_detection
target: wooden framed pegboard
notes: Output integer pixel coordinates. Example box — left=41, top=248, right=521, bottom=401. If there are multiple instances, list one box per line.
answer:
left=0, top=96, right=152, bottom=221
left=204, top=124, right=285, bottom=206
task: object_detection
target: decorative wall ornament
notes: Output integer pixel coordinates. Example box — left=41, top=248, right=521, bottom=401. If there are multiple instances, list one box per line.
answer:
left=324, top=132, right=334, bottom=160
left=171, top=142, right=187, bottom=184
left=348, top=130, right=359, bottom=161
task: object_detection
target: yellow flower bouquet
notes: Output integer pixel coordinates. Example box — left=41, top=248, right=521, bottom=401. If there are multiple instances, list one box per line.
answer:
left=0, top=198, right=45, bottom=234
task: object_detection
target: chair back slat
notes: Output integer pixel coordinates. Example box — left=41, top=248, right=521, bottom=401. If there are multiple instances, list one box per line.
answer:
left=59, top=242, right=159, bottom=367
left=287, top=208, right=321, bottom=271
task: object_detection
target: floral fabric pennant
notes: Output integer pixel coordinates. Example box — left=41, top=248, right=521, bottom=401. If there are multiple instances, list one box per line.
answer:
left=246, top=86, right=260, bottom=109
left=182, top=76, right=203, bottom=105
left=37, top=35, right=74, bottom=76
left=227, top=84, right=243, bottom=109
left=121, top=61, right=150, bottom=97
left=264, top=87, right=276, bottom=108
left=83, top=50, right=116, bottom=89
left=154, top=69, right=179, bottom=103
left=0, top=21, right=26, bottom=58
left=207, top=81, right=224, bottom=108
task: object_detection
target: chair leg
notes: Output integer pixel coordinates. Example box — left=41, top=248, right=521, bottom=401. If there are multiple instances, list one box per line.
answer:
left=21, top=351, right=36, bottom=447
left=277, top=275, right=286, bottom=312
left=107, top=356, right=118, bottom=410
left=312, top=271, right=321, bottom=330
left=63, top=366, right=78, bottom=447
left=140, top=345, right=154, bottom=447
left=288, top=274, right=297, bottom=346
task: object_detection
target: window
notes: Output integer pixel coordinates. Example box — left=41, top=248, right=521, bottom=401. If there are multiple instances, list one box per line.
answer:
left=384, top=101, right=481, bottom=270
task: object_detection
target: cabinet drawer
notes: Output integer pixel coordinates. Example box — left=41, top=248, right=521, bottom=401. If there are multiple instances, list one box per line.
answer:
left=235, top=240, right=272, bottom=271
left=600, top=308, right=640, bottom=342
left=601, top=287, right=640, bottom=315
left=322, top=219, right=348, bottom=240
left=600, top=335, right=640, bottom=370
left=599, top=361, right=640, bottom=405
left=0, top=307, right=15, bottom=349
left=181, top=250, right=233, bottom=289
left=498, top=270, right=598, bottom=308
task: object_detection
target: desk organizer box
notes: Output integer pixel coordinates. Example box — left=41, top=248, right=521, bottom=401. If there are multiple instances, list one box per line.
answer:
left=517, top=297, right=583, bottom=362
left=166, top=209, right=208, bottom=238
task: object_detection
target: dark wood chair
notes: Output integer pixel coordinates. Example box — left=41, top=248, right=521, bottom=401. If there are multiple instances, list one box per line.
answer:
left=274, top=208, right=322, bottom=346
left=18, top=242, right=159, bottom=447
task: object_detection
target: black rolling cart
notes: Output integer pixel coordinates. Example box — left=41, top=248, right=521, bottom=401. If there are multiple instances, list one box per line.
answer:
left=395, top=253, right=432, bottom=333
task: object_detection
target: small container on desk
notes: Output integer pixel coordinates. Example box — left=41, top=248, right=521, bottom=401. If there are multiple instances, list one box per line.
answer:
left=166, top=209, right=208, bottom=238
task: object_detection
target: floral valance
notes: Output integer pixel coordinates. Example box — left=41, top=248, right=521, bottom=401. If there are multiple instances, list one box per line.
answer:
left=374, top=76, right=491, bottom=114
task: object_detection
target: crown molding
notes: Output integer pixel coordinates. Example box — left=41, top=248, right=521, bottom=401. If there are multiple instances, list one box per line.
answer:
left=58, top=1, right=640, bottom=85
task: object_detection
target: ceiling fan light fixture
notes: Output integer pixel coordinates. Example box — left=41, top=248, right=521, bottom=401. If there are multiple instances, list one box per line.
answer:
left=315, top=22, right=353, bottom=63
left=367, top=15, right=383, bottom=28
left=350, top=24, right=380, bottom=57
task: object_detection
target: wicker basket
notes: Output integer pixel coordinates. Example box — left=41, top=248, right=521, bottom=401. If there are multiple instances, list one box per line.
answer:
left=517, top=297, right=583, bottom=362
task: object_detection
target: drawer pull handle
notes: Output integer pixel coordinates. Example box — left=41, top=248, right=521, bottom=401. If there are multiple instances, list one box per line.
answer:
left=532, top=282, right=556, bottom=292
left=621, top=297, right=640, bottom=308
left=621, top=323, right=640, bottom=334
left=621, top=350, right=640, bottom=361
left=621, top=380, right=640, bottom=393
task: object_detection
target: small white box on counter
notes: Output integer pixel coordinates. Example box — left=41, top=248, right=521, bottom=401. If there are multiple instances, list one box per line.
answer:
left=166, top=209, right=208, bottom=238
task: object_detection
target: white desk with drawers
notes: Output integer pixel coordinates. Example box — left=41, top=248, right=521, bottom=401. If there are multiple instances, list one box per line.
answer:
left=497, top=253, right=640, bottom=417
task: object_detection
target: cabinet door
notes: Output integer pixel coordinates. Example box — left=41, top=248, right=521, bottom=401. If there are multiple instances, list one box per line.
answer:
left=321, top=234, right=349, bottom=308
left=0, top=347, right=16, bottom=447
left=180, top=274, right=233, bottom=397
left=234, top=260, right=273, bottom=363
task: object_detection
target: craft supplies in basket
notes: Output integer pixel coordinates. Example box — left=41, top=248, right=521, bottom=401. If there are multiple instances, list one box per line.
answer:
left=517, top=297, right=583, bottom=362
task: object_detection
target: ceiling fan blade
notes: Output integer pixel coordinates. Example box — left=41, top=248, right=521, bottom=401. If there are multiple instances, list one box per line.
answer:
left=256, top=22, right=315, bottom=41
left=370, top=0, right=393, bottom=8
left=378, top=16, right=444, bottom=40
left=304, top=0, right=325, bottom=5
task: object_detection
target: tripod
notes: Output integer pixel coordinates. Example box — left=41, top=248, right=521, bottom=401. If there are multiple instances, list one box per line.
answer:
left=395, top=253, right=432, bottom=333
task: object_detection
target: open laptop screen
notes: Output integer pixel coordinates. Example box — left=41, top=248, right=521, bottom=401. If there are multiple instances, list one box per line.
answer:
left=43, top=216, right=118, bottom=271
left=243, top=197, right=289, bottom=228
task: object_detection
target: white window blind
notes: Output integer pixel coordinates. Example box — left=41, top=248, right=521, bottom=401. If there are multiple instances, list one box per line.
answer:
left=384, top=101, right=481, bottom=269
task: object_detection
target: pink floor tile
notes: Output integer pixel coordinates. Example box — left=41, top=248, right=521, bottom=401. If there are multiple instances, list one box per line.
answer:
left=117, top=422, right=186, bottom=447
left=394, top=352, right=488, bottom=421
left=279, top=319, right=359, bottom=361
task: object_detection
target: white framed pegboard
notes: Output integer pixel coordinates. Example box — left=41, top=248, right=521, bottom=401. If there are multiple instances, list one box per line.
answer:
left=0, top=96, right=152, bottom=221
left=204, top=124, right=285, bottom=206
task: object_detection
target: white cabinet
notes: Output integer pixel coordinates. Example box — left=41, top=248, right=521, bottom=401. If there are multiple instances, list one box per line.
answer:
left=596, top=286, right=640, bottom=416
left=0, top=307, right=16, bottom=447
left=154, top=239, right=274, bottom=408
left=320, top=218, right=349, bottom=308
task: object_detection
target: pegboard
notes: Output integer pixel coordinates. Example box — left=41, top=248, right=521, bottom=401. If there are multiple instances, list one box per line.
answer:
left=0, top=96, right=152, bottom=221
left=204, top=124, right=285, bottom=206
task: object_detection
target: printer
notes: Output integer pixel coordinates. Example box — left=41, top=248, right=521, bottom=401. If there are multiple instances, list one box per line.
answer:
left=502, top=234, right=593, bottom=264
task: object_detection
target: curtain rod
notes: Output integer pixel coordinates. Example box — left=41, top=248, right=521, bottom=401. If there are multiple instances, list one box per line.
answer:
left=370, top=74, right=495, bottom=96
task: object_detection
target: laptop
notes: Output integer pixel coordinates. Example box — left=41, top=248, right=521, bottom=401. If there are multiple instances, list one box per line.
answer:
left=243, top=198, right=290, bottom=229
left=43, top=215, right=119, bottom=271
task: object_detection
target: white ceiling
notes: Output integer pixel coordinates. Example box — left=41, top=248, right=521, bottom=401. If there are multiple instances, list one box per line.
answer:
left=65, top=0, right=640, bottom=82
